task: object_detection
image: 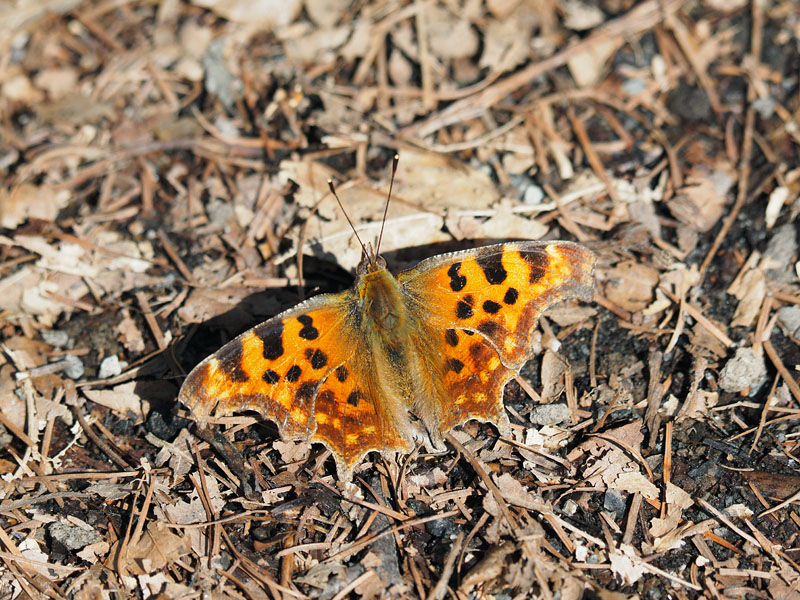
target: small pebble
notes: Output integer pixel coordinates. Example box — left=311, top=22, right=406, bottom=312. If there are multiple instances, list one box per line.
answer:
left=98, top=355, right=123, bottom=379
left=603, top=488, right=627, bottom=519
left=41, top=330, right=70, bottom=348
left=529, top=403, right=570, bottom=425
left=62, top=354, right=84, bottom=379
left=764, top=224, right=798, bottom=283
left=777, top=306, right=800, bottom=338
left=522, top=184, right=545, bottom=205
left=719, top=347, right=767, bottom=393
left=48, top=522, right=101, bottom=550
left=0, top=424, right=12, bottom=448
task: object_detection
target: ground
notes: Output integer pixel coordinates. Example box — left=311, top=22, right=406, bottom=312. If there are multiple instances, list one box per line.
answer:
left=0, top=0, right=799, bottom=599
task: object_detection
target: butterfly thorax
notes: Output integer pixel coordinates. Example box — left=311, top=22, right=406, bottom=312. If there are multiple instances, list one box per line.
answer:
left=356, top=262, right=408, bottom=335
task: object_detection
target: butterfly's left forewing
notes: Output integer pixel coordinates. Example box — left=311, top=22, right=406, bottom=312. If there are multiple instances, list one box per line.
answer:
left=179, top=290, right=414, bottom=478
left=179, top=295, right=351, bottom=438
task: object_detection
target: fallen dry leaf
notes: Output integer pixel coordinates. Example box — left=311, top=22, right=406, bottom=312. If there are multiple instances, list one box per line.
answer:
left=108, top=521, right=190, bottom=576
left=603, top=260, right=660, bottom=312
left=190, top=0, right=301, bottom=27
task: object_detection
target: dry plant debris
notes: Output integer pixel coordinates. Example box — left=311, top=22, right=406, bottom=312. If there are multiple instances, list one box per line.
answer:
left=0, top=0, right=799, bottom=598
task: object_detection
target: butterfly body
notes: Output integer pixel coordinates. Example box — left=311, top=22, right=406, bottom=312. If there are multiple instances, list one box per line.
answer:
left=179, top=241, right=596, bottom=478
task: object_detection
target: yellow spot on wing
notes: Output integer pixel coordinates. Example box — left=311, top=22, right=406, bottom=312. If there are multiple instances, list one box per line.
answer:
left=291, top=407, right=306, bottom=423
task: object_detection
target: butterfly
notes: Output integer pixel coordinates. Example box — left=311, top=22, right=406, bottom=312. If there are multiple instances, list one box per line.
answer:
left=178, top=162, right=596, bottom=479
left=179, top=241, right=595, bottom=479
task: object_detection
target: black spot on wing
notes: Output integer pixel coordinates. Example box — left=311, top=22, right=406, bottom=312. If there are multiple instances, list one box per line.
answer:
left=448, top=263, right=467, bottom=291
left=504, top=287, right=519, bottom=305
left=445, top=328, right=459, bottom=347
left=297, top=314, right=319, bottom=340
left=477, top=320, right=502, bottom=338
left=335, top=365, right=349, bottom=382
left=447, top=358, right=465, bottom=373
left=520, top=249, right=549, bottom=283
left=309, top=349, right=328, bottom=369
left=317, top=389, right=335, bottom=407
left=482, top=300, right=501, bottom=314
left=476, top=253, right=507, bottom=284
left=220, top=339, right=249, bottom=382
left=296, top=380, right=319, bottom=401
left=456, top=294, right=474, bottom=320
left=257, top=322, right=284, bottom=360
left=262, top=369, right=279, bottom=384
left=347, top=390, right=364, bottom=407
left=286, top=365, right=302, bottom=382
left=469, top=341, right=493, bottom=361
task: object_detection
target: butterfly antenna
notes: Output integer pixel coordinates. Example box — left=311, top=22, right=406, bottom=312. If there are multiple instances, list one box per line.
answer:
left=328, top=179, right=368, bottom=259
left=375, top=154, right=399, bottom=257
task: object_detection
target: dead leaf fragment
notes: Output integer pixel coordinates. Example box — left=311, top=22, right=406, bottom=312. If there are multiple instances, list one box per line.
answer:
left=109, top=521, right=190, bottom=575
left=460, top=541, right=516, bottom=591
left=305, top=0, right=350, bottom=27
left=481, top=15, right=532, bottom=73
left=603, top=260, right=659, bottom=312
left=609, top=544, right=647, bottom=586
left=668, top=175, right=731, bottom=232
left=190, top=0, right=302, bottom=27
left=612, top=471, right=659, bottom=499
left=427, top=7, right=478, bottom=60
left=82, top=381, right=149, bottom=421
left=562, top=0, right=605, bottom=30
left=730, top=266, right=764, bottom=312
left=567, top=38, right=621, bottom=87
left=0, top=183, right=71, bottom=229
left=650, top=482, right=693, bottom=539
left=486, top=0, right=521, bottom=19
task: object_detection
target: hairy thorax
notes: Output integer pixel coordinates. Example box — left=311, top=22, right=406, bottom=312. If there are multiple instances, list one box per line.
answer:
left=359, top=268, right=409, bottom=340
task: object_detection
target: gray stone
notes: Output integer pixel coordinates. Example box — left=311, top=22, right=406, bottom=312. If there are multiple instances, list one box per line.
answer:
left=62, top=354, right=84, bottom=380
left=764, top=224, right=798, bottom=283
left=603, top=488, right=627, bottom=519
left=0, top=424, right=11, bottom=449
left=529, top=403, right=570, bottom=425
left=523, top=184, right=545, bottom=205
left=48, top=522, right=101, bottom=550
left=41, top=330, right=70, bottom=348
left=719, top=347, right=767, bottom=393
left=777, top=306, right=800, bottom=338
left=203, top=38, right=241, bottom=110
left=98, top=355, right=122, bottom=379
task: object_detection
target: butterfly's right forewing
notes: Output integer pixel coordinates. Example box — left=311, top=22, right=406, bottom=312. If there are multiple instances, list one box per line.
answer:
left=398, top=241, right=596, bottom=433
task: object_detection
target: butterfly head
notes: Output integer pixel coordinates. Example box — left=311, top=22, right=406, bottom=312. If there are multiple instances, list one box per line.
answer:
left=356, top=243, right=387, bottom=277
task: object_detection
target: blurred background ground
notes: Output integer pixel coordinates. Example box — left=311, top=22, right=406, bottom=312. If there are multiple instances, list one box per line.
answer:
left=0, top=0, right=799, bottom=598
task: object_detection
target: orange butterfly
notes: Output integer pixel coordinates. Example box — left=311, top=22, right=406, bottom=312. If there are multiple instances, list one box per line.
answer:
left=179, top=171, right=596, bottom=479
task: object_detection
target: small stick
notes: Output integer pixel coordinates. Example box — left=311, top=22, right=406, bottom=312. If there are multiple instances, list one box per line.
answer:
left=426, top=531, right=464, bottom=600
